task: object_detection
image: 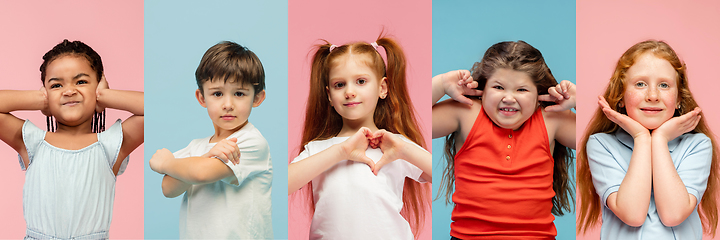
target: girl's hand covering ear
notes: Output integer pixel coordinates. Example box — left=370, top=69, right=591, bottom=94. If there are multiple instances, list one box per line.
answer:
left=598, top=96, right=649, bottom=139
left=653, top=107, right=702, bottom=142
left=443, top=70, right=482, bottom=106
left=95, top=74, right=109, bottom=113
left=369, top=129, right=406, bottom=175
left=202, top=137, right=241, bottom=165
left=539, top=80, right=576, bottom=112
left=39, top=87, right=51, bottom=116
left=340, top=127, right=376, bottom=170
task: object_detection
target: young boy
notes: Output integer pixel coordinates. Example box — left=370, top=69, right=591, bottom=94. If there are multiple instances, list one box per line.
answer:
left=149, top=41, right=272, bottom=239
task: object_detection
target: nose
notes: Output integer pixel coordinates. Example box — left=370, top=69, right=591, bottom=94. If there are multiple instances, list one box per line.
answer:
left=345, top=84, right=356, bottom=99
left=62, top=86, right=77, bottom=96
left=222, top=95, right=234, bottom=111
left=645, top=87, right=659, bottom=102
left=501, top=92, right=516, bottom=104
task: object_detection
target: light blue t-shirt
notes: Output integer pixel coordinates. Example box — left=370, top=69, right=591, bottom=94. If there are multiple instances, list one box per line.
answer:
left=20, top=119, right=128, bottom=239
left=587, top=129, right=712, bottom=240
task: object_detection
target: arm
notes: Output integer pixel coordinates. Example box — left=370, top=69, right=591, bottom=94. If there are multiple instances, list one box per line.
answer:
left=0, top=90, right=47, bottom=165
left=540, top=81, right=577, bottom=149
left=162, top=174, right=191, bottom=198
left=97, top=88, right=144, bottom=175
left=651, top=108, right=703, bottom=226
left=149, top=148, right=234, bottom=185
left=598, top=96, right=653, bottom=226
left=288, top=127, right=375, bottom=195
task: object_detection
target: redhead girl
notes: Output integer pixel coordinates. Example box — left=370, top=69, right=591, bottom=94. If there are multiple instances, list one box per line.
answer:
left=432, top=40, right=576, bottom=239
left=288, top=36, right=431, bottom=239
left=577, top=40, right=719, bottom=239
left=0, top=40, right=144, bottom=239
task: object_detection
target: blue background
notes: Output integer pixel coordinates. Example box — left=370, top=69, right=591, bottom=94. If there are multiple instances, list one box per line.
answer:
left=143, top=1, right=288, bottom=238
left=432, top=1, right=577, bottom=239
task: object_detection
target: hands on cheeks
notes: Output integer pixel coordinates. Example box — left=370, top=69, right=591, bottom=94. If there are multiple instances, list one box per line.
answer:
left=653, top=107, right=702, bottom=142
left=149, top=148, right=174, bottom=174
left=443, top=70, right=483, bottom=106
left=539, top=80, right=576, bottom=112
left=341, top=127, right=407, bottom=175
left=202, top=137, right=241, bottom=165
left=598, top=96, right=650, bottom=139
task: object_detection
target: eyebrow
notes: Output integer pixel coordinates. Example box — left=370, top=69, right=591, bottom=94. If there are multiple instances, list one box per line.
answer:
left=207, top=86, right=250, bottom=91
left=47, top=73, right=91, bottom=83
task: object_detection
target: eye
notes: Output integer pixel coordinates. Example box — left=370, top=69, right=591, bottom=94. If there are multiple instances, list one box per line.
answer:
left=356, top=78, right=367, bottom=85
left=493, top=85, right=504, bottom=90
left=234, top=91, right=245, bottom=97
left=77, top=80, right=88, bottom=85
left=518, top=88, right=528, bottom=92
left=211, top=91, right=222, bottom=97
left=635, top=82, right=646, bottom=87
left=659, top=83, right=669, bottom=88
left=333, top=82, right=346, bottom=89
left=50, top=83, right=62, bottom=89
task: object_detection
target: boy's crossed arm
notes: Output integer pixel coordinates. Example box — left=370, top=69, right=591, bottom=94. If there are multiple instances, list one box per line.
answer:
left=150, top=138, right=240, bottom=198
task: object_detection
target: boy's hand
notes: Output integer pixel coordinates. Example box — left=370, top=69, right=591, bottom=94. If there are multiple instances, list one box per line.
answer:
left=368, top=130, right=406, bottom=175
left=539, top=80, right=576, bottom=112
left=39, top=87, right=51, bottom=116
left=442, top=70, right=482, bottom=106
left=150, top=148, right=175, bottom=174
left=202, top=137, right=240, bottom=165
left=95, top=74, right=109, bottom=113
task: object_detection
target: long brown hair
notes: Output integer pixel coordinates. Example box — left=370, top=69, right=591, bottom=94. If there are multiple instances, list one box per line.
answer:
left=438, top=41, right=575, bottom=217
left=577, top=40, right=719, bottom=235
left=295, top=34, right=430, bottom=237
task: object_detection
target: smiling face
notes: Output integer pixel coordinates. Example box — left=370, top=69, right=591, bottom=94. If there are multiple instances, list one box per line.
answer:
left=44, top=55, right=99, bottom=127
left=326, top=54, right=387, bottom=125
left=482, top=68, right=539, bottom=130
left=621, top=52, right=679, bottom=130
left=197, top=79, right=265, bottom=135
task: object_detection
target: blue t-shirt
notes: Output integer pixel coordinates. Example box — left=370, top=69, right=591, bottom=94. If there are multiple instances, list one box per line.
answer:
left=587, top=129, right=712, bottom=239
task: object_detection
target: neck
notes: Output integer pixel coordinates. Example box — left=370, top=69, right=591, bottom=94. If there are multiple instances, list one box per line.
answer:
left=55, top=118, right=94, bottom=135
left=337, top=117, right=378, bottom=137
left=211, top=120, right=249, bottom=142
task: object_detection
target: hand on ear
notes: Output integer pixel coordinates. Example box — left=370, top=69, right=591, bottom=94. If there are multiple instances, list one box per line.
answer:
left=39, top=87, right=51, bottom=116
left=539, top=80, right=576, bottom=112
left=96, top=74, right=109, bottom=113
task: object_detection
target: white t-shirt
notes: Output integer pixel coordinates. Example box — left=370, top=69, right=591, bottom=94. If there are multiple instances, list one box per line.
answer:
left=173, top=122, right=273, bottom=239
left=291, top=135, right=426, bottom=240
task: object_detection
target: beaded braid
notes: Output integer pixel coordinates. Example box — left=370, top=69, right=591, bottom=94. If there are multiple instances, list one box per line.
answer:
left=46, top=110, right=105, bottom=133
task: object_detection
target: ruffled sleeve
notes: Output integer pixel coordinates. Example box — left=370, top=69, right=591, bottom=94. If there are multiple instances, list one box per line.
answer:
left=98, top=119, right=128, bottom=175
left=18, top=120, right=46, bottom=171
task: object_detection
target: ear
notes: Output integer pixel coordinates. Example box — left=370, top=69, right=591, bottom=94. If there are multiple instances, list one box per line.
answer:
left=195, top=89, right=207, bottom=108
left=252, top=90, right=266, bottom=107
left=326, top=86, right=331, bottom=103
left=618, top=99, right=625, bottom=108
left=379, top=77, right=388, bottom=99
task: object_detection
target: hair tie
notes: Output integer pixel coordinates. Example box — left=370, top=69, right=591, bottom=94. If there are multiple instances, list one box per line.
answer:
left=370, top=42, right=379, bottom=51
left=329, top=44, right=338, bottom=52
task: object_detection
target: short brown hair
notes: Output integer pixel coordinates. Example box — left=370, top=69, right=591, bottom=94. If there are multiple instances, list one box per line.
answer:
left=195, top=41, right=265, bottom=95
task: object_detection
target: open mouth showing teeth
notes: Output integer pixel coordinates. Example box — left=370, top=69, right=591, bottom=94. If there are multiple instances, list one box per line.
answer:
left=499, top=108, right=518, bottom=112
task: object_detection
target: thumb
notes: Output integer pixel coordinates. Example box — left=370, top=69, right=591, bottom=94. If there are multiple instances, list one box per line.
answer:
left=227, top=137, right=238, bottom=143
left=373, top=156, right=387, bottom=176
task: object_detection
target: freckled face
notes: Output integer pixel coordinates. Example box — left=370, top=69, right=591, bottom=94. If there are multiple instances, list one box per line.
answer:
left=482, top=68, right=538, bottom=130
left=326, top=54, right=387, bottom=123
left=622, top=53, right=678, bottom=130
left=44, top=55, right=99, bottom=126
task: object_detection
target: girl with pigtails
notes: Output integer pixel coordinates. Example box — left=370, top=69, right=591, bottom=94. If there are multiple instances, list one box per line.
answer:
left=288, top=35, right=431, bottom=239
left=577, top=40, right=719, bottom=239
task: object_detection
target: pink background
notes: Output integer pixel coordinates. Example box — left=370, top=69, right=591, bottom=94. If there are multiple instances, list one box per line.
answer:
left=0, top=1, right=144, bottom=238
left=287, top=0, right=432, bottom=239
left=577, top=1, right=720, bottom=239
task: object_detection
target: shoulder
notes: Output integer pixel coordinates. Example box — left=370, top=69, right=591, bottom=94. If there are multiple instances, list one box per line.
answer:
left=233, top=123, right=269, bottom=149
left=433, top=98, right=481, bottom=116
left=677, top=132, right=712, bottom=150
left=541, top=108, right=575, bottom=125
left=587, top=132, right=620, bottom=149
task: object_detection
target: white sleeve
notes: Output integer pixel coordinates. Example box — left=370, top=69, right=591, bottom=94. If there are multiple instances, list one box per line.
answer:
left=221, top=134, right=272, bottom=186
left=399, top=135, right=427, bottom=182
left=290, top=144, right=312, bottom=164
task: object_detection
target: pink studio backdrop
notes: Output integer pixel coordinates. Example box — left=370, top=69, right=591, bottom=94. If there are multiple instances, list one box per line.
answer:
left=577, top=1, right=720, bottom=239
left=0, top=1, right=144, bottom=238
left=288, top=0, right=432, bottom=239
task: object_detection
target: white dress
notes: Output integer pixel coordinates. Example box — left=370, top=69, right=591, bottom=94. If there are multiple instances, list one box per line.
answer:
left=173, top=122, right=273, bottom=239
left=20, top=119, right=128, bottom=240
left=291, top=135, right=426, bottom=240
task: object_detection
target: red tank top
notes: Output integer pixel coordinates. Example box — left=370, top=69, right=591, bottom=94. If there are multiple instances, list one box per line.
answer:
left=450, top=107, right=556, bottom=239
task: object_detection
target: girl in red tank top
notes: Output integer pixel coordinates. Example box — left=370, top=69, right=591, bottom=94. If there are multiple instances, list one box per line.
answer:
left=432, top=41, right=576, bottom=239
